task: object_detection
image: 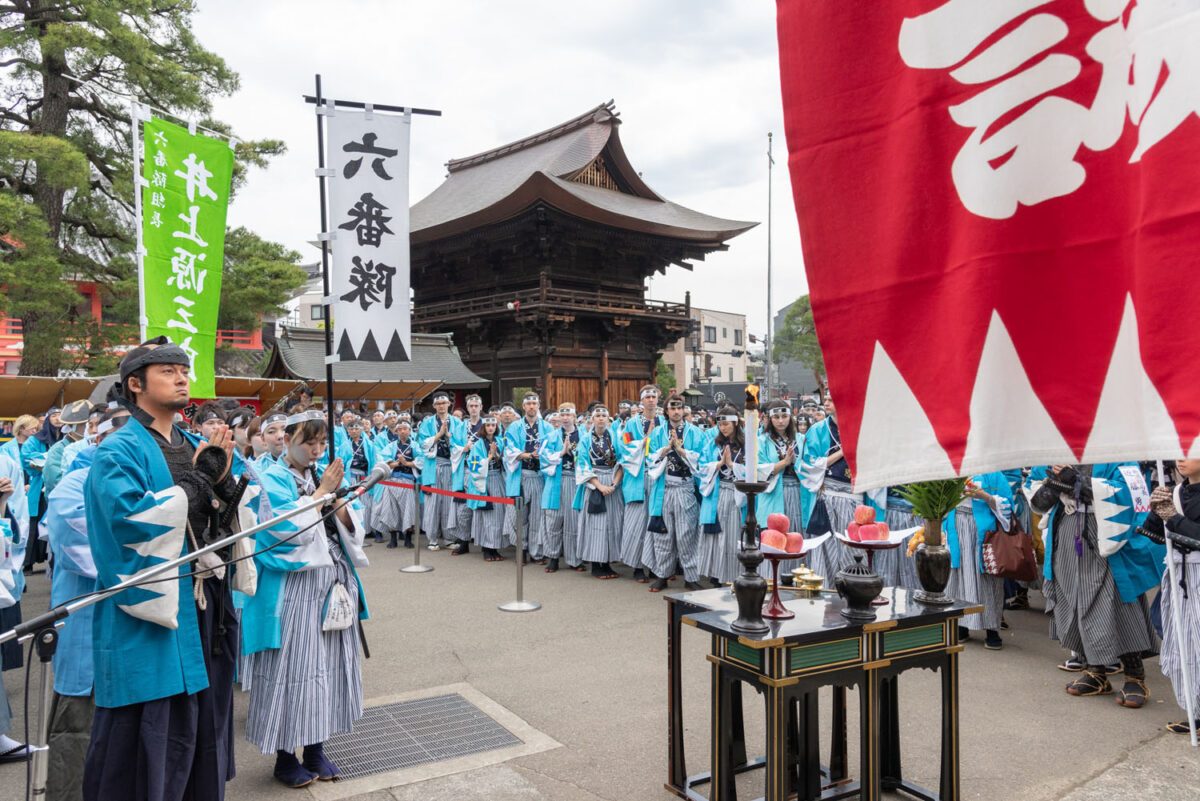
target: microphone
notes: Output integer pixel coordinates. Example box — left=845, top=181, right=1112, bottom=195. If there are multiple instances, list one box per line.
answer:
left=336, top=463, right=390, bottom=499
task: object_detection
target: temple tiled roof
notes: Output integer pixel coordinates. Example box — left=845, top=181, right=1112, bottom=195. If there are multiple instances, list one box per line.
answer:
left=410, top=101, right=756, bottom=246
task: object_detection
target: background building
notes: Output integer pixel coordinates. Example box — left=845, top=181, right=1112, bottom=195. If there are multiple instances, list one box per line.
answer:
left=771, top=300, right=823, bottom=400
left=406, top=101, right=755, bottom=409
left=662, top=307, right=749, bottom=389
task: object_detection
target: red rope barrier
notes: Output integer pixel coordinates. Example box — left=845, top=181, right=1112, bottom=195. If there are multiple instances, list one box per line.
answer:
left=380, top=480, right=515, bottom=505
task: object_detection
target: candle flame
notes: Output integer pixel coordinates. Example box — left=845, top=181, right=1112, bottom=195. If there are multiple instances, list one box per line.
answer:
left=745, top=384, right=760, bottom=409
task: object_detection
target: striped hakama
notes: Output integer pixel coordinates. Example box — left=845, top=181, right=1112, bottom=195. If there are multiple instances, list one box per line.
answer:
left=619, top=472, right=656, bottom=570
left=422, top=457, right=458, bottom=545
left=945, top=503, right=1005, bottom=631
left=808, top=478, right=858, bottom=581
left=244, top=544, right=362, bottom=753
left=373, top=475, right=416, bottom=533
left=1048, top=508, right=1158, bottom=664
left=1159, top=555, right=1200, bottom=715
left=504, top=470, right=545, bottom=556
left=543, top=468, right=578, bottom=565
left=885, top=500, right=922, bottom=590
left=699, top=481, right=742, bottom=584
left=578, top=466, right=623, bottom=564
left=471, top=470, right=508, bottom=550
left=652, top=475, right=701, bottom=583
left=454, top=500, right=473, bottom=542
left=758, top=474, right=806, bottom=580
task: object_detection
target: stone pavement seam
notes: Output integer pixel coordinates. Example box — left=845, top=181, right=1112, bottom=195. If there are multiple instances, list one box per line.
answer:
left=513, top=762, right=619, bottom=801
left=1050, top=729, right=1171, bottom=800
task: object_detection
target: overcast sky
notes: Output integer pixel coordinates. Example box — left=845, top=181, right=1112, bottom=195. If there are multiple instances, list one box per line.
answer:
left=191, top=0, right=807, bottom=336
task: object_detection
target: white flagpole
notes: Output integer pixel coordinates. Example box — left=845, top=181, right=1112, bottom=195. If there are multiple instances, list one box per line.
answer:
left=1157, top=459, right=1198, bottom=746
left=130, top=102, right=148, bottom=341
left=765, top=132, right=773, bottom=401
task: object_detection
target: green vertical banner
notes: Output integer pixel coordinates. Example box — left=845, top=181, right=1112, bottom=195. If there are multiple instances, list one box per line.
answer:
left=140, top=117, right=234, bottom=399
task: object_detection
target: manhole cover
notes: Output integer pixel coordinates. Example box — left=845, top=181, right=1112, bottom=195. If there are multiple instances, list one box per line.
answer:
left=323, top=693, right=522, bottom=780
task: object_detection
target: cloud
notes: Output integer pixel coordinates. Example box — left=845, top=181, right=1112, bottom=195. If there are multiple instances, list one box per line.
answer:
left=192, top=0, right=807, bottom=333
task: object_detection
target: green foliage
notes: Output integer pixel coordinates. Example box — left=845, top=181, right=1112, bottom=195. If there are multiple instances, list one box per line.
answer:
left=772, top=294, right=826, bottom=387
left=655, top=358, right=677, bottom=391
left=0, top=1, right=289, bottom=375
left=895, top=478, right=970, bottom=546
left=219, top=227, right=307, bottom=332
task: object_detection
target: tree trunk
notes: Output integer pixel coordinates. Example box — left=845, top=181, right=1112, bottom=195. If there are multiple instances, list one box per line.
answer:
left=20, top=2, right=71, bottom=376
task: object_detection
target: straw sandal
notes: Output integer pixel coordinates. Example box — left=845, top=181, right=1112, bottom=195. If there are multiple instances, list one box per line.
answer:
left=1065, top=670, right=1112, bottom=696
left=1115, top=677, right=1149, bottom=708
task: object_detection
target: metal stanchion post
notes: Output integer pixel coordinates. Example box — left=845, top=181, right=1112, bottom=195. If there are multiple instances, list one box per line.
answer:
left=401, top=482, right=433, bottom=574
left=499, top=495, right=540, bottom=612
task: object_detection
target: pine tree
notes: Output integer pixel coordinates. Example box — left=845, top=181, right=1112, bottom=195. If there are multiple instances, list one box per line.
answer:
left=0, top=1, right=299, bottom=375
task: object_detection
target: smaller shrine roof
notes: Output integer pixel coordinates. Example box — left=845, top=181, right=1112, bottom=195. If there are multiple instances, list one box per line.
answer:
left=410, top=101, right=756, bottom=246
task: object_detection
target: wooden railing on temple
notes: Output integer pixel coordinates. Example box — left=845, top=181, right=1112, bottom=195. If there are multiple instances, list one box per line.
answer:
left=413, top=287, right=689, bottom=328
left=0, top=316, right=263, bottom=350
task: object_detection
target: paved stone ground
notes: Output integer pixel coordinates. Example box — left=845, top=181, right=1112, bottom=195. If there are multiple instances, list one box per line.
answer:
left=4, top=541, right=1198, bottom=800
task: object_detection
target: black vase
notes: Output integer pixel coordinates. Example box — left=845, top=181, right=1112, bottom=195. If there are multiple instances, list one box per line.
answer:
left=914, top=518, right=954, bottom=605
left=835, top=554, right=882, bottom=621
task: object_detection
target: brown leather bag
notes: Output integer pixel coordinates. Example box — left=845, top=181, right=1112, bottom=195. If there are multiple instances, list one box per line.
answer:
left=981, top=519, right=1038, bottom=582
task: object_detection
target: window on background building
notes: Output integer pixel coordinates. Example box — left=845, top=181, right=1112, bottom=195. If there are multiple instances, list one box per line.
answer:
left=722, top=327, right=727, bottom=339
left=704, top=325, right=716, bottom=343
left=691, top=368, right=700, bottom=384
left=311, top=304, right=324, bottom=320
left=728, top=366, right=733, bottom=380
left=735, top=329, right=743, bottom=346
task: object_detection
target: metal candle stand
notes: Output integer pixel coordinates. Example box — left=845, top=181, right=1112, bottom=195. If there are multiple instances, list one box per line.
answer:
left=730, top=480, right=770, bottom=634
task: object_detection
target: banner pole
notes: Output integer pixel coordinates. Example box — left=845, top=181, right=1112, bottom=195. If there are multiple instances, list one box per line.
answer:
left=401, top=483, right=433, bottom=574
left=131, top=101, right=147, bottom=341
left=500, top=495, right=540, bottom=612
left=1157, top=460, right=1198, bottom=746
left=313, top=73, right=337, bottom=437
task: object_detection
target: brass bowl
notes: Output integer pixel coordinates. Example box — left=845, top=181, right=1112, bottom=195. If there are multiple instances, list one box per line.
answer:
left=791, top=566, right=814, bottom=582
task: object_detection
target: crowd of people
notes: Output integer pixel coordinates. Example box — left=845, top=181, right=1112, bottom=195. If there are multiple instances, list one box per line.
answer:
left=0, top=337, right=1197, bottom=801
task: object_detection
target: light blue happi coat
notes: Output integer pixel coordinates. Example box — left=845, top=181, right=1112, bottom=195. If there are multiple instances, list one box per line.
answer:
left=644, top=421, right=705, bottom=516
left=1026, top=463, right=1165, bottom=602
left=42, top=450, right=98, bottom=697
left=502, top=415, right=556, bottom=498
left=616, top=414, right=665, bottom=504
left=539, top=426, right=582, bottom=511
left=943, top=471, right=1013, bottom=570
left=241, top=457, right=369, bottom=657
left=84, top=416, right=208, bottom=708
left=417, top=414, right=469, bottom=489
left=797, top=419, right=887, bottom=528
left=0, top=448, right=29, bottom=603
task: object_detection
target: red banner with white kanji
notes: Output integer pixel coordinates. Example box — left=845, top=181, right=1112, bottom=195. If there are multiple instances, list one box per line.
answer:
left=777, top=0, right=1200, bottom=488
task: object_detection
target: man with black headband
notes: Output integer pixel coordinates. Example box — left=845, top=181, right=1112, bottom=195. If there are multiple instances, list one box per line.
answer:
left=645, top=393, right=706, bottom=592
left=417, top=392, right=468, bottom=550
left=503, top=392, right=555, bottom=564
left=82, top=337, right=242, bottom=800
left=617, top=385, right=664, bottom=582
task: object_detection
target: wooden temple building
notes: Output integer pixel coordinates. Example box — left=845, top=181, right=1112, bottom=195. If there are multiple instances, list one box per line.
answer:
left=409, top=101, right=755, bottom=408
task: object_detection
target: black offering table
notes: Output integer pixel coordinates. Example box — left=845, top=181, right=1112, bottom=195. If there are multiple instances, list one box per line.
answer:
left=665, top=587, right=980, bottom=801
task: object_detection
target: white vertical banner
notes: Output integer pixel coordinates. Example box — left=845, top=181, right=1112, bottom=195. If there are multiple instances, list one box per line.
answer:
left=325, top=108, right=412, bottom=361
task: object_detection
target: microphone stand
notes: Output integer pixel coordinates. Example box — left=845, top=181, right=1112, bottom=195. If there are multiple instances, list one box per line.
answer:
left=0, top=467, right=384, bottom=798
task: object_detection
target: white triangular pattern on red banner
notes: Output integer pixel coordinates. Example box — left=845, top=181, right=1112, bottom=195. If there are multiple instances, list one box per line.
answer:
left=1081, top=294, right=1182, bottom=464
left=959, top=310, right=1075, bottom=475
left=852, top=341, right=955, bottom=490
